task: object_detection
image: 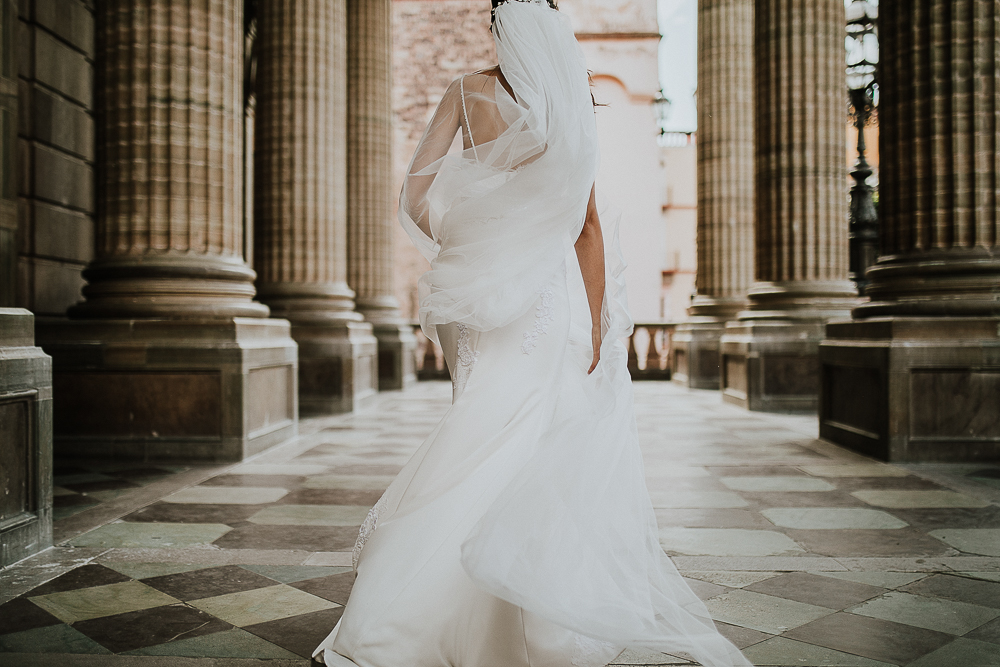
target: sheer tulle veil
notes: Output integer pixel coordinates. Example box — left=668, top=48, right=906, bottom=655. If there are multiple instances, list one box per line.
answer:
left=398, top=0, right=600, bottom=347
left=396, top=2, right=753, bottom=666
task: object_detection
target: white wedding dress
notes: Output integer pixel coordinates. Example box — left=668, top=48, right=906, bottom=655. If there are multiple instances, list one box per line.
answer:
left=314, top=3, right=751, bottom=666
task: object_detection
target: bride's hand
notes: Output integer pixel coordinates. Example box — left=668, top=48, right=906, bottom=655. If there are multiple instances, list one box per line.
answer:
left=588, top=327, right=602, bottom=374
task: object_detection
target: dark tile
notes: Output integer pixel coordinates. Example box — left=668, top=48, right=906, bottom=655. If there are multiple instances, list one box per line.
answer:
left=142, top=566, right=277, bottom=602
left=199, top=474, right=305, bottom=489
left=112, top=467, right=179, bottom=479
left=784, top=529, right=954, bottom=557
left=783, top=612, right=953, bottom=665
left=713, top=622, right=771, bottom=650
left=53, top=494, right=100, bottom=508
left=901, top=574, right=1000, bottom=610
left=645, top=477, right=730, bottom=492
left=738, top=491, right=867, bottom=509
left=123, top=502, right=260, bottom=525
left=212, top=525, right=360, bottom=552
left=832, top=476, right=942, bottom=491
left=291, top=572, right=356, bottom=605
left=244, top=607, right=344, bottom=659
left=73, top=603, right=231, bottom=653
left=61, top=479, right=142, bottom=493
left=53, top=465, right=91, bottom=476
left=890, top=506, right=1000, bottom=530
left=965, top=616, right=1000, bottom=645
left=277, top=489, right=385, bottom=506
left=332, top=464, right=402, bottom=475
left=654, top=509, right=775, bottom=529
left=0, top=598, right=62, bottom=635
left=27, top=564, right=132, bottom=596
left=744, top=572, right=885, bottom=610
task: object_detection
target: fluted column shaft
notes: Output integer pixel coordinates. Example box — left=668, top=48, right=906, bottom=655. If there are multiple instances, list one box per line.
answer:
left=76, top=0, right=266, bottom=319
left=692, top=0, right=755, bottom=319
left=858, top=0, right=1000, bottom=318
left=747, top=0, right=855, bottom=317
left=346, top=0, right=401, bottom=323
left=254, top=0, right=360, bottom=324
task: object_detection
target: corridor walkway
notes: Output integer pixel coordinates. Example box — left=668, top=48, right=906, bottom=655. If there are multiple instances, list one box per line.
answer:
left=1, top=382, right=998, bottom=666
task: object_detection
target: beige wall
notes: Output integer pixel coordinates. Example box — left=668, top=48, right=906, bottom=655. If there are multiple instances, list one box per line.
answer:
left=659, top=141, right=697, bottom=321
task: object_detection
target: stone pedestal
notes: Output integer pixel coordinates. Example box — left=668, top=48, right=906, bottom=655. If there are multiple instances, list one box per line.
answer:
left=674, top=0, right=754, bottom=390
left=36, top=318, right=297, bottom=462
left=254, top=0, right=377, bottom=413
left=0, top=309, right=52, bottom=567
left=720, top=0, right=854, bottom=412
left=819, top=0, right=1000, bottom=461
left=820, top=318, right=1000, bottom=462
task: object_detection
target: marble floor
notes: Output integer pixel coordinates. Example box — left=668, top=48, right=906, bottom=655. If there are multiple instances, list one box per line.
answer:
left=1, top=381, right=999, bottom=667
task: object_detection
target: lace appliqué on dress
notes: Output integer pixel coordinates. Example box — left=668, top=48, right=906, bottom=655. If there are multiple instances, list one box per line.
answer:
left=521, top=288, right=555, bottom=355
left=353, top=494, right=388, bottom=571
left=571, top=634, right=618, bottom=667
left=453, top=323, right=480, bottom=392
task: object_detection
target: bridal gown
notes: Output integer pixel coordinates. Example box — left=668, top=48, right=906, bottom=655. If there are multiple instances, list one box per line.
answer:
left=314, top=3, right=751, bottom=666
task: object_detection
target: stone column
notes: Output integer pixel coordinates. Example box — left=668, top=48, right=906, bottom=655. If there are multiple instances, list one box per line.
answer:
left=37, top=0, right=299, bottom=461
left=254, top=0, right=377, bottom=414
left=672, top=0, right=754, bottom=389
left=820, top=0, right=1000, bottom=461
left=719, top=0, right=857, bottom=411
left=346, top=0, right=416, bottom=391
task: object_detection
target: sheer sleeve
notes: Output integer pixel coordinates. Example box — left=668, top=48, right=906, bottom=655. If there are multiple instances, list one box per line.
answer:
left=400, top=78, right=462, bottom=248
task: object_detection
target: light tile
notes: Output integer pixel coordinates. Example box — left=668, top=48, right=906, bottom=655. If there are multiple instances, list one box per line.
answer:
left=681, top=571, right=781, bottom=589
left=102, top=562, right=210, bottom=580
left=247, top=504, right=370, bottom=526
left=762, top=508, right=908, bottom=530
left=239, top=564, right=352, bottom=584
left=29, top=580, right=178, bottom=623
left=0, top=623, right=112, bottom=654
left=743, top=636, right=895, bottom=666
left=303, top=474, right=396, bottom=490
left=851, top=490, right=990, bottom=509
left=813, top=572, right=928, bottom=589
left=163, top=486, right=288, bottom=505
left=124, top=628, right=300, bottom=659
left=703, top=589, right=833, bottom=634
left=848, top=591, right=1000, bottom=636
left=227, top=463, right=328, bottom=476
left=930, top=529, right=1000, bottom=557
left=659, top=528, right=804, bottom=557
left=958, top=572, right=1000, bottom=583
left=908, top=638, right=1000, bottom=667
left=721, top=476, right=836, bottom=492
left=642, top=462, right=711, bottom=478
left=68, top=522, right=232, bottom=548
left=610, top=647, right=693, bottom=665
left=189, top=584, right=338, bottom=627
left=800, top=465, right=910, bottom=478
left=648, top=491, right=749, bottom=509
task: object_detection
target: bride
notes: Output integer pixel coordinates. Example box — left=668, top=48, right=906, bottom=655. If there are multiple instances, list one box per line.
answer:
left=314, top=1, right=751, bottom=665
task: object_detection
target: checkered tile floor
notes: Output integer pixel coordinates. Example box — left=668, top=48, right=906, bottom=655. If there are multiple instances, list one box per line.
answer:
left=1, top=381, right=998, bottom=666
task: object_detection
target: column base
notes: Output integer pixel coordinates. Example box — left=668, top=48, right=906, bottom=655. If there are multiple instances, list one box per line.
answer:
left=720, top=320, right=825, bottom=413
left=0, top=309, right=53, bottom=567
left=35, top=317, right=299, bottom=462
left=294, top=321, right=378, bottom=415
left=672, top=320, right=726, bottom=389
left=820, top=317, right=1000, bottom=462
left=372, top=323, right=417, bottom=391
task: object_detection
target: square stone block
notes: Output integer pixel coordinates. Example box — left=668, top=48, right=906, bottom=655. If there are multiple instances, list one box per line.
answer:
left=294, top=320, right=377, bottom=415
left=671, top=320, right=725, bottom=390
left=36, top=317, right=298, bottom=462
left=720, top=320, right=826, bottom=413
left=0, top=309, right=53, bottom=568
left=820, top=317, right=1000, bottom=462
left=372, top=322, right=417, bottom=391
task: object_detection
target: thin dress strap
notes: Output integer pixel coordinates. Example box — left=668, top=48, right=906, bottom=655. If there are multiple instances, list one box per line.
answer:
left=459, top=75, right=480, bottom=162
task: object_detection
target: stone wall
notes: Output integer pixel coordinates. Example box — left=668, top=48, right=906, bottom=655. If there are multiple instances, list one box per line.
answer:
left=15, top=0, right=94, bottom=316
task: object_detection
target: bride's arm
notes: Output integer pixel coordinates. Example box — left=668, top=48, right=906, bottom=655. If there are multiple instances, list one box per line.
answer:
left=575, top=184, right=605, bottom=374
